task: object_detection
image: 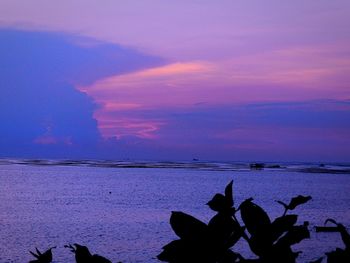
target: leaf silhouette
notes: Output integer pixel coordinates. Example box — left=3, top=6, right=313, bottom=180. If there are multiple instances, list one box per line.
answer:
left=240, top=198, right=271, bottom=237
left=271, top=215, right=298, bottom=241
left=207, top=181, right=234, bottom=213
left=277, top=222, right=310, bottom=247
left=65, top=243, right=112, bottom=263
left=208, top=213, right=241, bottom=246
left=207, top=194, right=228, bottom=212
left=217, top=250, right=241, bottom=263
left=325, top=219, right=350, bottom=251
left=268, top=244, right=301, bottom=263
left=158, top=238, right=216, bottom=263
left=337, top=225, right=350, bottom=251
left=248, top=233, right=273, bottom=257
left=288, top=195, right=312, bottom=210
left=157, top=240, right=188, bottom=262
left=326, top=248, right=350, bottom=263
left=159, top=181, right=318, bottom=263
left=170, top=211, right=207, bottom=240
left=227, top=226, right=245, bottom=248
left=29, top=247, right=55, bottom=263
left=91, top=254, right=112, bottom=263
left=224, top=180, right=234, bottom=208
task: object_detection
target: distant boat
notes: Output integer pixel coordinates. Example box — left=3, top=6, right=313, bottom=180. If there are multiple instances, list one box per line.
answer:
left=192, top=158, right=199, bottom=161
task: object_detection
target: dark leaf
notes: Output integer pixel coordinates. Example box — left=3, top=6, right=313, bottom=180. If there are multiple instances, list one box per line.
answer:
left=158, top=239, right=214, bottom=263
left=72, top=244, right=95, bottom=263
left=239, top=198, right=271, bottom=237
left=217, top=249, right=241, bottom=263
left=338, top=224, right=350, bottom=251
left=29, top=250, right=39, bottom=259
left=224, top=180, right=234, bottom=208
left=269, top=244, right=300, bottom=263
left=325, top=218, right=338, bottom=225
left=91, top=254, right=112, bottom=263
left=157, top=240, right=186, bottom=262
left=248, top=233, right=273, bottom=257
left=326, top=248, right=350, bottom=263
left=227, top=226, right=245, bottom=248
left=207, top=194, right=230, bottom=212
left=288, top=195, right=312, bottom=210
left=271, top=215, right=298, bottom=241
left=170, top=211, right=207, bottom=240
left=277, top=222, right=310, bottom=247
left=328, top=223, right=350, bottom=252
left=325, top=219, right=350, bottom=251
left=208, top=213, right=241, bottom=247
left=207, top=181, right=234, bottom=213
left=29, top=247, right=54, bottom=263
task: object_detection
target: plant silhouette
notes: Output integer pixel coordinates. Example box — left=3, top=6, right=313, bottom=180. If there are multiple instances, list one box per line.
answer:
left=65, top=243, right=113, bottom=263
left=276, top=195, right=312, bottom=216
left=29, top=247, right=55, bottom=263
left=240, top=197, right=310, bottom=263
left=25, top=181, right=349, bottom=263
left=158, top=180, right=313, bottom=263
left=321, top=219, right=350, bottom=263
left=157, top=181, right=244, bottom=263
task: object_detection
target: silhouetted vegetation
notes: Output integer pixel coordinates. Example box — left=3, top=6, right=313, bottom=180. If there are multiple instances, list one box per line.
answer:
left=64, top=244, right=113, bottom=263
left=158, top=181, right=349, bottom=263
left=29, top=247, right=55, bottom=263
left=322, top=219, right=350, bottom=263
left=26, top=181, right=349, bottom=262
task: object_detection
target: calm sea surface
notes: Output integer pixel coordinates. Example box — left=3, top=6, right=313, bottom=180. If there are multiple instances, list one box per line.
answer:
left=0, top=161, right=349, bottom=262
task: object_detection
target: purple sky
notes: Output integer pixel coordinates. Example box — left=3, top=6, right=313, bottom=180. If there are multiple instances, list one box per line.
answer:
left=0, top=1, right=349, bottom=161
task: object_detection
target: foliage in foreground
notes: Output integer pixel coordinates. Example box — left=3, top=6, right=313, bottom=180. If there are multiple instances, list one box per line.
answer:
left=27, top=181, right=350, bottom=263
left=157, top=181, right=350, bottom=263
left=29, top=244, right=115, bottom=263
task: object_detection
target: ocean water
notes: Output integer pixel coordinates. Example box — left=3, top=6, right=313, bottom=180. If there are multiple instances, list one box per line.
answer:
left=0, top=160, right=349, bottom=262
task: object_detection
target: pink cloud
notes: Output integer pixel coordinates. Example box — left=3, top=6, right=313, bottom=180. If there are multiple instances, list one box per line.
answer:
left=2, top=1, right=350, bottom=160
left=79, top=42, right=350, bottom=140
left=96, top=116, right=164, bottom=139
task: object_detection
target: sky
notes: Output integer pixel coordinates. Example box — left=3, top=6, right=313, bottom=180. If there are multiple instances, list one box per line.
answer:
left=0, top=0, right=349, bottom=161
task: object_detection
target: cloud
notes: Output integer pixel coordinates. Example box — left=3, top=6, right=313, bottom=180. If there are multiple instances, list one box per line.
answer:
left=98, top=118, right=164, bottom=139
left=1, top=0, right=349, bottom=60
left=82, top=42, right=350, bottom=145
left=1, top=1, right=349, bottom=162
left=98, top=100, right=350, bottom=161
left=0, top=29, right=163, bottom=158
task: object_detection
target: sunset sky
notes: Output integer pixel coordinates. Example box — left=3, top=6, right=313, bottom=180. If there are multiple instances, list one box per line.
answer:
left=0, top=1, right=349, bottom=161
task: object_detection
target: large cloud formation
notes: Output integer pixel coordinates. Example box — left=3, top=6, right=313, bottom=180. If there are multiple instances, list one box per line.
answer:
left=95, top=100, right=350, bottom=162
left=0, top=29, right=162, bottom=158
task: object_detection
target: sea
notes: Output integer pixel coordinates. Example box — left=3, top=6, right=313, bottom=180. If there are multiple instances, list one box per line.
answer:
left=0, top=159, right=349, bottom=262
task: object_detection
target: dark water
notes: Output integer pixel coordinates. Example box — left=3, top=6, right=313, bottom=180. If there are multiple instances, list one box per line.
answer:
left=0, top=161, right=349, bottom=262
